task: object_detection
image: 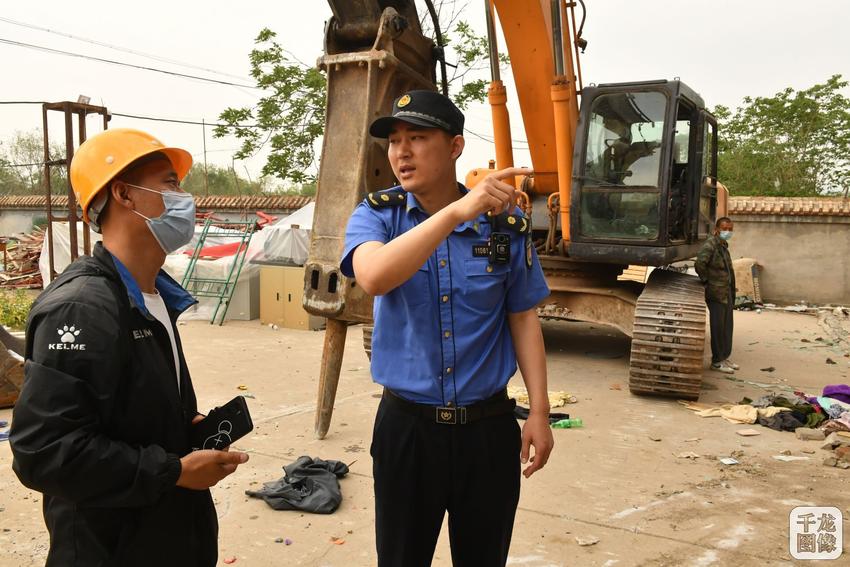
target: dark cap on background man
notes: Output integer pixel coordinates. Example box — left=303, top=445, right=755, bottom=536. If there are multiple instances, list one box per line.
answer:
left=370, top=90, right=465, bottom=138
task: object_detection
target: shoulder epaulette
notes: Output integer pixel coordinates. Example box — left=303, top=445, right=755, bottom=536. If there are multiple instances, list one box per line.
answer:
left=496, top=212, right=530, bottom=235
left=366, top=188, right=407, bottom=209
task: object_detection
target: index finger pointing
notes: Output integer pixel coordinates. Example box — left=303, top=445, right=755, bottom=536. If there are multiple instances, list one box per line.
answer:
left=492, top=167, right=532, bottom=181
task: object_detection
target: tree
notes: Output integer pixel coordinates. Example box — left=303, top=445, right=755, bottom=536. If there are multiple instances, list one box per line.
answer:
left=213, top=28, right=326, bottom=186
left=715, top=75, right=850, bottom=197
left=214, top=1, right=502, bottom=184
left=0, top=130, right=68, bottom=196
left=181, top=164, right=267, bottom=196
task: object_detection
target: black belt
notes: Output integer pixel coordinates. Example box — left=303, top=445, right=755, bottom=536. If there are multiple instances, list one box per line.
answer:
left=382, top=388, right=516, bottom=425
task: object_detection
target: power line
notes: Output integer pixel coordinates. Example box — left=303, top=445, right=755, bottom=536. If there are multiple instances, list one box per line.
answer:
left=0, top=37, right=262, bottom=89
left=111, top=112, right=260, bottom=129
left=464, top=127, right=529, bottom=149
left=0, top=100, right=261, bottom=129
left=0, top=104, right=521, bottom=148
left=0, top=16, right=253, bottom=83
left=0, top=161, right=58, bottom=168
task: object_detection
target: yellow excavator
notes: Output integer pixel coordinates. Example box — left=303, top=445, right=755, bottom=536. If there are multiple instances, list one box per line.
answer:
left=303, top=0, right=727, bottom=438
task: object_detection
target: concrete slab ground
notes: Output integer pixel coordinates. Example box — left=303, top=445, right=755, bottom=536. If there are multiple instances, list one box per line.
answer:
left=1, top=310, right=849, bottom=566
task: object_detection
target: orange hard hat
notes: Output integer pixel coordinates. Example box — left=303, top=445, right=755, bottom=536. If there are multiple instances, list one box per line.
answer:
left=70, top=128, right=193, bottom=223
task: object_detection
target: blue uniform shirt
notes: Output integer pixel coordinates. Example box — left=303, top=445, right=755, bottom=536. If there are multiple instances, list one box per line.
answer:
left=341, top=185, right=550, bottom=406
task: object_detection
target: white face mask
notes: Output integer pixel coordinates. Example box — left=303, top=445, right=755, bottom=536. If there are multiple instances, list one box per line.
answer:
left=127, top=184, right=196, bottom=253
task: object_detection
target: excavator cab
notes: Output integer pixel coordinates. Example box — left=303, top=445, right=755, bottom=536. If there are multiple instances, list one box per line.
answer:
left=568, top=80, right=718, bottom=266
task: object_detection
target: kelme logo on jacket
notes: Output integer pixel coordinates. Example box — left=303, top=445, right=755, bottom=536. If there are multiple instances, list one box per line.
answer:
left=132, top=328, right=154, bottom=340
left=48, top=325, right=86, bottom=351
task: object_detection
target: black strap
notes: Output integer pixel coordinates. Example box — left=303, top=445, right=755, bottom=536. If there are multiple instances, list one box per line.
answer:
left=382, top=388, right=516, bottom=425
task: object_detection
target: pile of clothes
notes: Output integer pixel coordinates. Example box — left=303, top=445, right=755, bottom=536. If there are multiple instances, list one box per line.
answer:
left=684, top=384, right=850, bottom=433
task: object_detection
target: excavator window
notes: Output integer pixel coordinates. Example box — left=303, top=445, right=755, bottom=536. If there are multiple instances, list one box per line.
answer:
left=580, top=91, right=667, bottom=240
left=668, top=100, right=696, bottom=241
left=697, top=120, right=718, bottom=238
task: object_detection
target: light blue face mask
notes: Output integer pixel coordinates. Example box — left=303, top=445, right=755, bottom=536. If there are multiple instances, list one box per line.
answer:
left=719, top=230, right=733, bottom=241
left=128, top=184, right=196, bottom=253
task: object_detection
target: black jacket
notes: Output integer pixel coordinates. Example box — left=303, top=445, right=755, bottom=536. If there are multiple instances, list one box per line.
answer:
left=694, top=235, right=736, bottom=304
left=10, top=243, right=217, bottom=566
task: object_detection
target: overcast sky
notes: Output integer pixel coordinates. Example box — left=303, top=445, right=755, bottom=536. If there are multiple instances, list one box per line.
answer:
left=1, top=0, right=848, bottom=188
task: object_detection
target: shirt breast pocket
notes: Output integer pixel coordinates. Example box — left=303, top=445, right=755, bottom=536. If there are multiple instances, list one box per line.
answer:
left=397, top=264, right=431, bottom=306
left=463, top=259, right=511, bottom=312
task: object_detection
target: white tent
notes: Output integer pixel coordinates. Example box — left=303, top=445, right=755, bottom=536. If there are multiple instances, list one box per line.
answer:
left=251, top=202, right=314, bottom=266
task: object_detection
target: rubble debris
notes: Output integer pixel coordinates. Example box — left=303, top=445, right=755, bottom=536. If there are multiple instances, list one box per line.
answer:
left=822, top=456, right=850, bottom=469
left=736, top=429, right=761, bottom=437
left=1, top=338, right=25, bottom=408
left=508, top=386, right=577, bottom=407
left=826, top=358, right=837, bottom=365
left=796, top=428, right=826, bottom=441
left=0, top=229, right=45, bottom=289
left=773, top=455, right=810, bottom=462
left=575, top=536, right=599, bottom=546
left=760, top=367, right=776, bottom=373
left=719, top=457, right=739, bottom=465
left=677, top=452, right=700, bottom=459
left=822, top=432, right=850, bottom=451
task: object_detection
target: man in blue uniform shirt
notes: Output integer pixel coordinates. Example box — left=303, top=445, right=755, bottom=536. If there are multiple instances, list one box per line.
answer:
left=341, top=90, right=554, bottom=567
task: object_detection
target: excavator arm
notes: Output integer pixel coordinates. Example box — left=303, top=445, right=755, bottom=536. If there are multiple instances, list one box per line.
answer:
left=303, top=0, right=436, bottom=438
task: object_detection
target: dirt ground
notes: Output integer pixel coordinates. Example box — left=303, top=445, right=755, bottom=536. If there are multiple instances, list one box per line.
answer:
left=1, top=309, right=849, bottom=566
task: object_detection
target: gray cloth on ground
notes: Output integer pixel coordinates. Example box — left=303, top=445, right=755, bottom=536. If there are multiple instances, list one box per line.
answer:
left=757, top=411, right=805, bottom=432
left=749, top=394, right=776, bottom=408
left=246, top=456, right=349, bottom=514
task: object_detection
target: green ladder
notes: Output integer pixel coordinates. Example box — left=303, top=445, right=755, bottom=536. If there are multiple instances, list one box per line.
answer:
left=181, top=217, right=255, bottom=325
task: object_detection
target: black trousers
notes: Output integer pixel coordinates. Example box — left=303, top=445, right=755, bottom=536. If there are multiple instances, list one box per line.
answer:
left=371, top=397, right=522, bottom=567
left=707, top=294, right=734, bottom=364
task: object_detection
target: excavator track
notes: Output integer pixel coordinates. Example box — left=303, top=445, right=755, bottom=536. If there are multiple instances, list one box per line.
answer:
left=629, top=270, right=706, bottom=401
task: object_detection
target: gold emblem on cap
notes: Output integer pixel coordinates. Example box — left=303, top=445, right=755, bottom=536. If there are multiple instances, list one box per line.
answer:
left=381, top=194, right=390, bottom=202
left=397, top=94, right=411, bottom=108
left=507, top=216, right=517, bottom=225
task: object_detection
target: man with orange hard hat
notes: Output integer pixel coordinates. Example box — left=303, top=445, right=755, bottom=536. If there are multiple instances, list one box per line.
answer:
left=10, top=128, right=248, bottom=566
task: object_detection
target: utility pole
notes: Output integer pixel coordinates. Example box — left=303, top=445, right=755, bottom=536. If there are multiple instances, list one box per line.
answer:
left=202, top=119, right=209, bottom=197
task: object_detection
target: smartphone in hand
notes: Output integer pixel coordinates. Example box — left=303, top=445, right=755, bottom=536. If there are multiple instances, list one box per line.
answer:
left=190, top=396, right=254, bottom=451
